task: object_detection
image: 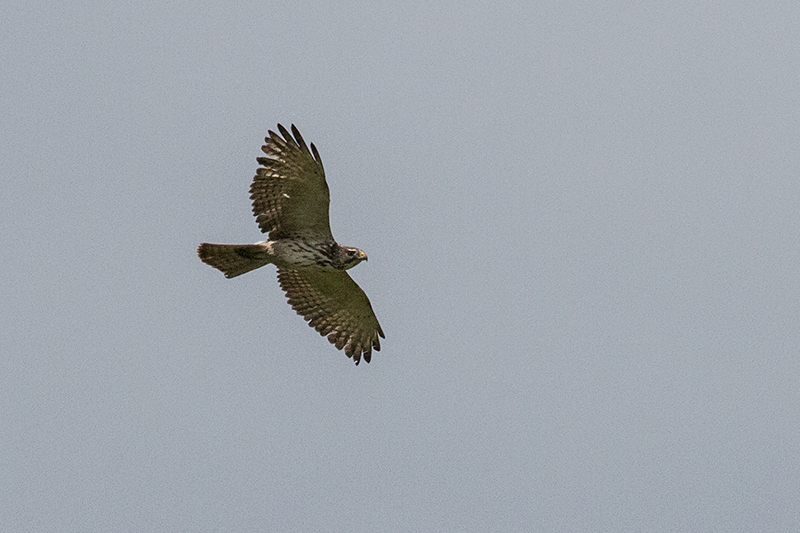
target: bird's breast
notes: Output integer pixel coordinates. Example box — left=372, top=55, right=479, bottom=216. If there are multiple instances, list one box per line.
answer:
left=269, top=239, right=338, bottom=270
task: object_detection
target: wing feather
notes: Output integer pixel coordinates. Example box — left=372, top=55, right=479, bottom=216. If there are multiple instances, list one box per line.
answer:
left=250, top=124, right=332, bottom=240
left=277, top=268, right=385, bottom=365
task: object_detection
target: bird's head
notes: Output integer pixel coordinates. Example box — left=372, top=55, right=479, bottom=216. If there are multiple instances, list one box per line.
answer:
left=335, top=245, right=368, bottom=270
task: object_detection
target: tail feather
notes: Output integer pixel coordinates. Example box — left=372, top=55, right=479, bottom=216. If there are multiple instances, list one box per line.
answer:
left=197, top=243, right=270, bottom=278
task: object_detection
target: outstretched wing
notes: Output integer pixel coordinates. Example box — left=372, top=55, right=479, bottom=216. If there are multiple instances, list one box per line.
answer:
left=250, top=124, right=332, bottom=240
left=277, top=268, right=385, bottom=365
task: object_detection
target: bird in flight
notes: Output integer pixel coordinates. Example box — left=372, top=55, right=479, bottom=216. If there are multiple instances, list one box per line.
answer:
left=198, top=124, right=384, bottom=364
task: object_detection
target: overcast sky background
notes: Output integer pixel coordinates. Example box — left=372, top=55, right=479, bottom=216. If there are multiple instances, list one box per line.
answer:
left=3, top=1, right=799, bottom=531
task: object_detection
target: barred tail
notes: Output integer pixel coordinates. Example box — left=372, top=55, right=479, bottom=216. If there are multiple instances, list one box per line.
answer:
left=197, top=243, right=271, bottom=278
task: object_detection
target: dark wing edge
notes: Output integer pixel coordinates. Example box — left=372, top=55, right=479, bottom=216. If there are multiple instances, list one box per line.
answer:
left=249, top=124, right=330, bottom=239
left=277, top=268, right=385, bottom=365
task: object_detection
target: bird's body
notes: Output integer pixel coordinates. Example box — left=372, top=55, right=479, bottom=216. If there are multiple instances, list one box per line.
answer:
left=198, top=124, right=384, bottom=364
left=198, top=238, right=362, bottom=274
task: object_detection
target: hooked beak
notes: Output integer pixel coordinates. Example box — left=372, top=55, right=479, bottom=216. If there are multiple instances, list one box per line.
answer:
left=359, top=250, right=368, bottom=261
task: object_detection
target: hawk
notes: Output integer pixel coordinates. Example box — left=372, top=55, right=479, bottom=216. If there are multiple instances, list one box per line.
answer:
left=198, top=124, right=384, bottom=364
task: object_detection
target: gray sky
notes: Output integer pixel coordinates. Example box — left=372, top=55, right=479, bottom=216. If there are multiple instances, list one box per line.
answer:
left=3, top=1, right=799, bottom=531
